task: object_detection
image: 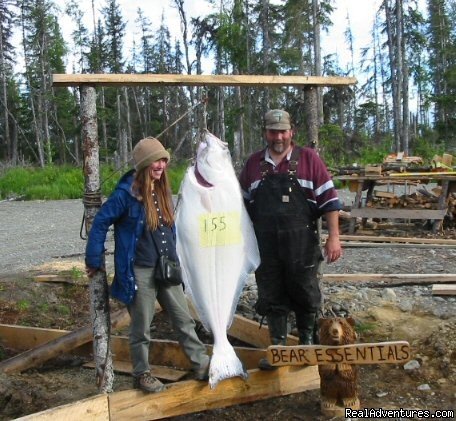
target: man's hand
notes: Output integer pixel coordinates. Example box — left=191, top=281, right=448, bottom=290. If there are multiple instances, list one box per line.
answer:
left=324, top=234, right=342, bottom=263
left=323, top=211, right=342, bottom=263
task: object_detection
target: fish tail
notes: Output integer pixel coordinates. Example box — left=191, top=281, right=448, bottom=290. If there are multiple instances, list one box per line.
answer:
left=208, top=346, right=248, bottom=389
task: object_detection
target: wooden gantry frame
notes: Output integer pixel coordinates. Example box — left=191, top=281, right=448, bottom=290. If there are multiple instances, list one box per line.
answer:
left=5, top=74, right=357, bottom=420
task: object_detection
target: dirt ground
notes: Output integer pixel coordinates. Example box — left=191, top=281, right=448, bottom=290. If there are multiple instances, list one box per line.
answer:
left=0, top=199, right=455, bottom=420
left=1, top=247, right=455, bottom=420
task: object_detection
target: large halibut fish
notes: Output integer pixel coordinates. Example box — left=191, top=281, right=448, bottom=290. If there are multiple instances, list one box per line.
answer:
left=175, top=131, right=260, bottom=388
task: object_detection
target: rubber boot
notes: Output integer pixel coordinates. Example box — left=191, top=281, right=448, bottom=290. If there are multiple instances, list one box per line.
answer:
left=258, top=315, right=288, bottom=371
left=296, top=312, right=317, bottom=345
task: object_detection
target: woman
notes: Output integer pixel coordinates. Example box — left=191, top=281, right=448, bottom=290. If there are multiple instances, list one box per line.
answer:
left=85, top=137, right=210, bottom=393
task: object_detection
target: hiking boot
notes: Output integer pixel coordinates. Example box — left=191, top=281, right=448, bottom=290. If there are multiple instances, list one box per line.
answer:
left=258, top=357, right=278, bottom=371
left=133, top=372, right=165, bottom=393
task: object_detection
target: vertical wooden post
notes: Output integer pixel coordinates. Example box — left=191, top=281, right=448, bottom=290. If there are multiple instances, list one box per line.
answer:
left=80, top=85, right=114, bottom=393
left=303, top=86, right=319, bottom=149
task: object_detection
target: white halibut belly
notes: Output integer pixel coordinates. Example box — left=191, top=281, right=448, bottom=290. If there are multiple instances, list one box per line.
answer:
left=176, top=165, right=259, bottom=388
left=177, top=172, right=246, bottom=332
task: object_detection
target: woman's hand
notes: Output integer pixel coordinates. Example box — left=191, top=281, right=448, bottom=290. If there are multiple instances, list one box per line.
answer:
left=86, top=266, right=104, bottom=277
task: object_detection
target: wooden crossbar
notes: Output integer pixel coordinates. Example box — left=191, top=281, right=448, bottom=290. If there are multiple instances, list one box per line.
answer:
left=52, top=73, right=357, bottom=87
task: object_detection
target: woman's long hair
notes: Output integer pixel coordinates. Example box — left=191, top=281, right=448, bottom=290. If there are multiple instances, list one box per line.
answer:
left=132, top=166, right=174, bottom=230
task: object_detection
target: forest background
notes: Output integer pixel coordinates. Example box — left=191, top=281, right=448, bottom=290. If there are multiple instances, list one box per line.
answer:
left=0, top=0, right=455, bottom=193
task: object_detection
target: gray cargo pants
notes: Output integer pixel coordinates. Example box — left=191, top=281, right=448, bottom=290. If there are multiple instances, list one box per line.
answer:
left=128, top=266, right=209, bottom=377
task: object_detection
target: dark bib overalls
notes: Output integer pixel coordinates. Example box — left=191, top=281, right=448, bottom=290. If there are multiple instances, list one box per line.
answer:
left=249, top=149, right=323, bottom=318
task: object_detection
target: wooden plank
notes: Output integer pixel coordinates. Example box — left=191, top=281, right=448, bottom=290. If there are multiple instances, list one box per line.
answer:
left=389, top=171, right=456, bottom=177
left=228, top=313, right=299, bottom=348
left=350, top=208, right=447, bottom=219
left=333, top=234, right=456, bottom=245
left=340, top=242, right=456, bottom=249
left=83, top=361, right=188, bottom=381
left=15, top=394, right=109, bottom=421
left=322, top=273, right=456, bottom=284
left=52, top=73, right=357, bottom=88
left=267, top=341, right=411, bottom=366
left=186, top=301, right=299, bottom=348
left=33, top=274, right=80, bottom=284
left=0, top=309, right=130, bottom=374
left=373, top=190, right=397, bottom=198
left=109, top=366, right=320, bottom=420
left=432, top=284, right=456, bottom=296
left=18, top=366, right=319, bottom=420
left=0, top=325, right=265, bottom=370
left=336, top=174, right=456, bottom=181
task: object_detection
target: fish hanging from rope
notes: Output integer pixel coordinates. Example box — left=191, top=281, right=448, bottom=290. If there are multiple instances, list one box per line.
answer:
left=175, top=131, right=260, bottom=388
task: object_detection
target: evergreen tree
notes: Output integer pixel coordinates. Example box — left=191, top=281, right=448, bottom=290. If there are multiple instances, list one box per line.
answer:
left=0, top=0, right=17, bottom=162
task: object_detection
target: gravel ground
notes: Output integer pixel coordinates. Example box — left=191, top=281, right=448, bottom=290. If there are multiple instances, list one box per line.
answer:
left=1, top=193, right=455, bottom=277
left=1, top=197, right=456, bottom=420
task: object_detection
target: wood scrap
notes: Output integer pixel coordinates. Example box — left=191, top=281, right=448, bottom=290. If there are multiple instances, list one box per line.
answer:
left=431, top=284, right=456, bottom=296
left=0, top=309, right=130, bottom=374
left=17, top=365, right=320, bottom=421
left=323, top=233, right=456, bottom=245
left=0, top=325, right=267, bottom=371
left=322, top=273, right=456, bottom=287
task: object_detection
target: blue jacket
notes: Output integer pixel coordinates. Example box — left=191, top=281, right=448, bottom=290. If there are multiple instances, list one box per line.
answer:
left=85, top=170, right=155, bottom=304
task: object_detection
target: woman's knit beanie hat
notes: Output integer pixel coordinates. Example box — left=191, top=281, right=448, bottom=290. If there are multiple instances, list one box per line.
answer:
left=132, top=137, right=170, bottom=171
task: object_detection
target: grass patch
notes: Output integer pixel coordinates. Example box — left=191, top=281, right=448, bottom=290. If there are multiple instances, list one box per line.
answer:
left=0, top=162, right=189, bottom=200
left=16, top=300, right=30, bottom=312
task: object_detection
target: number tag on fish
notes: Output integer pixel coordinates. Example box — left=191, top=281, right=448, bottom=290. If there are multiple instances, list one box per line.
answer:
left=282, top=195, right=290, bottom=203
left=199, top=212, right=242, bottom=247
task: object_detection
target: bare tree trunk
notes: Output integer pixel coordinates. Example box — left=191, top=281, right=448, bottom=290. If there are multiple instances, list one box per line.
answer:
left=395, top=0, right=403, bottom=153
left=40, top=30, right=52, bottom=164
left=123, top=87, right=133, bottom=153
left=303, top=86, right=319, bottom=149
left=81, top=85, right=114, bottom=393
left=100, top=87, right=108, bottom=153
left=218, top=86, right=225, bottom=142
left=312, top=0, right=323, bottom=125
left=132, top=87, right=146, bottom=138
left=399, top=0, right=409, bottom=154
left=120, top=128, right=128, bottom=167
left=0, top=30, right=11, bottom=162
left=384, top=0, right=401, bottom=152
left=261, top=0, right=271, bottom=110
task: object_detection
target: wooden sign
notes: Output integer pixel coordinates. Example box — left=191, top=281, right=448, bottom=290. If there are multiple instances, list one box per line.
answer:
left=267, top=341, right=411, bottom=367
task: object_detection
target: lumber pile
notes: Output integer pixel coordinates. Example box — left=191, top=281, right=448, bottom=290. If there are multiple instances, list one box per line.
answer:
left=366, top=190, right=439, bottom=209
left=364, top=189, right=456, bottom=223
left=335, top=152, right=455, bottom=177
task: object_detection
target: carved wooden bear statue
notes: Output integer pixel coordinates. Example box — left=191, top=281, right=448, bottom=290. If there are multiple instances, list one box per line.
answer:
left=318, top=317, right=360, bottom=415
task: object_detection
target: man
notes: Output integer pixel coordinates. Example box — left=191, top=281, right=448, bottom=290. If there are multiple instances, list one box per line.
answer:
left=239, top=109, right=342, bottom=370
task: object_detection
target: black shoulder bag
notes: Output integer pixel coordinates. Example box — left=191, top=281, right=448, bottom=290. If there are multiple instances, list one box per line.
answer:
left=151, top=232, right=183, bottom=286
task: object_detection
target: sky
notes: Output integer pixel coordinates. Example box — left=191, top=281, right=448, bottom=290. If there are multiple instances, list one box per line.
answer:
left=60, top=0, right=427, bottom=78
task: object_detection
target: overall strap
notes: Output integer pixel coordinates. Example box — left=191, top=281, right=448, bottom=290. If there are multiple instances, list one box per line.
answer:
left=288, top=146, right=301, bottom=175
left=259, top=146, right=301, bottom=176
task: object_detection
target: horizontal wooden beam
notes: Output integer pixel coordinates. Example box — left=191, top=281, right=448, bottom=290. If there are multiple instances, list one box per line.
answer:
left=340, top=241, right=456, bottom=248
left=17, top=366, right=319, bottom=420
left=322, top=273, right=456, bottom=284
left=52, top=73, right=357, bottom=88
left=0, top=325, right=265, bottom=371
left=332, top=234, right=456, bottom=245
left=432, top=284, right=456, bottom=296
left=109, top=366, right=319, bottom=420
left=350, top=208, right=447, bottom=220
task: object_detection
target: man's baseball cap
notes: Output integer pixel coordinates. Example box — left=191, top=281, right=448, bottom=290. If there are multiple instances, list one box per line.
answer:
left=264, top=109, right=291, bottom=130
